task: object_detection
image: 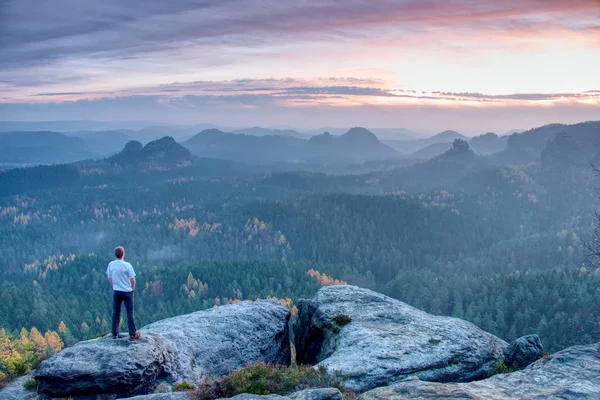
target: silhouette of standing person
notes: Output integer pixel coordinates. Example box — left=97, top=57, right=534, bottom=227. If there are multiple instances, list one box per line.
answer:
left=106, top=246, right=141, bottom=340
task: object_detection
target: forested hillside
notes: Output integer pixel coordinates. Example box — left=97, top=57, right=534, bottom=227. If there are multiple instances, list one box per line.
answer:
left=1, top=124, right=600, bottom=386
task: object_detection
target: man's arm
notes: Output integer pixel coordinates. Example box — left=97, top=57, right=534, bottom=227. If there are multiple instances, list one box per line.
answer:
left=129, top=264, right=136, bottom=291
left=106, top=264, right=113, bottom=287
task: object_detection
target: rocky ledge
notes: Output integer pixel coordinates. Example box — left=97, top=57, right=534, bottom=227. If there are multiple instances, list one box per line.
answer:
left=360, top=343, right=600, bottom=399
left=2, top=285, right=599, bottom=400
left=294, top=285, right=507, bottom=392
left=101, top=387, right=342, bottom=400
left=32, top=300, right=291, bottom=398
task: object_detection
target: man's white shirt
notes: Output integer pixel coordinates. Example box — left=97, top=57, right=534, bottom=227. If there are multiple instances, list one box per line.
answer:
left=106, top=259, right=136, bottom=292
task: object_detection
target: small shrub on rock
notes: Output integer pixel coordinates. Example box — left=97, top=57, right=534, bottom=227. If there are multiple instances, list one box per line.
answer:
left=429, top=339, right=440, bottom=345
left=494, top=360, right=517, bottom=374
left=23, top=379, right=37, bottom=391
left=332, top=314, right=352, bottom=326
left=174, top=380, right=195, bottom=391
left=191, top=362, right=354, bottom=400
left=538, top=352, right=552, bottom=361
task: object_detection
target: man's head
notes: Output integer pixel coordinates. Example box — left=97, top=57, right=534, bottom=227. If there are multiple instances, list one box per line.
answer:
left=115, top=246, right=125, bottom=260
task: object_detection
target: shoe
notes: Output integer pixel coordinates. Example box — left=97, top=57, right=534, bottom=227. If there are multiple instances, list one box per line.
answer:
left=129, top=332, right=141, bottom=340
left=112, top=333, right=124, bottom=339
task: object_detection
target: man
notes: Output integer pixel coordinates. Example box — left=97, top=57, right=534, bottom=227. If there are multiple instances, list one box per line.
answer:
left=106, top=246, right=141, bottom=340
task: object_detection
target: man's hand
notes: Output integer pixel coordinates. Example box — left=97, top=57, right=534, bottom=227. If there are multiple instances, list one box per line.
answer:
left=108, top=278, right=113, bottom=286
left=130, top=277, right=136, bottom=291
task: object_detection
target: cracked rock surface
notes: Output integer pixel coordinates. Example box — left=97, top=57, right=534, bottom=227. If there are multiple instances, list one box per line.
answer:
left=360, top=343, right=600, bottom=399
left=294, top=285, right=507, bottom=392
left=31, top=300, right=291, bottom=398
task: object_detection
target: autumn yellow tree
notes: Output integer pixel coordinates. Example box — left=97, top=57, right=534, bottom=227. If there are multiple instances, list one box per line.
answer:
left=307, top=269, right=347, bottom=286
left=29, top=327, right=47, bottom=355
left=44, top=331, right=64, bottom=354
left=0, top=328, right=9, bottom=356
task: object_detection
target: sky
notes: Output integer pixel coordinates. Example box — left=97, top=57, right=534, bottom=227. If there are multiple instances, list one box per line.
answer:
left=0, top=0, right=599, bottom=135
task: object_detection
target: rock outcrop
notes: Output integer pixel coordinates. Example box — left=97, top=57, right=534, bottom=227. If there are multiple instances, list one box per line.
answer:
left=128, top=394, right=191, bottom=400
left=34, top=332, right=177, bottom=396
left=503, top=334, right=543, bottom=370
left=288, top=388, right=342, bottom=400
left=5, top=285, right=599, bottom=400
left=294, top=285, right=507, bottom=392
left=221, top=388, right=342, bottom=400
left=33, top=300, right=291, bottom=398
left=0, top=375, right=36, bottom=400
left=360, top=343, right=600, bottom=399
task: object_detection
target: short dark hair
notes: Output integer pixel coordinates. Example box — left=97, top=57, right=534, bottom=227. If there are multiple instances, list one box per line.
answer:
left=115, top=246, right=125, bottom=259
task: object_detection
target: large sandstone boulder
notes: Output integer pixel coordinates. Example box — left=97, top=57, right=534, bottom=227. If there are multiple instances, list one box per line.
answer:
left=33, top=300, right=291, bottom=398
left=34, top=332, right=177, bottom=397
left=142, top=300, right=291, bottom=379
left=294, top=285, right=507, bottom=392
left=360, top=343, right=600, bottom=399
left=503, top=334, right=543, bottom=370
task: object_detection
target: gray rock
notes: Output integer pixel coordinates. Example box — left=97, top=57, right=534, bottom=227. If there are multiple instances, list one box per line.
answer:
left=223, top=395, right=286, bottom=400
left=126, top=393, right=191, bottom=400
left=288, top=388, right=342, bottom=400
left=360, top=343, right=600, bottom=399
left=33, top=332, right=177, bottom=397
left=142, top=300, right=291, bottom=379
left=33, top=300, right=291, bottom=398
left=220, top=389, right=342, bottom=400
left=0, top=375, right=37, bottom=400
left=294, top=285, right=507, bottom=392
left=504, top=334, right=543, bottom=370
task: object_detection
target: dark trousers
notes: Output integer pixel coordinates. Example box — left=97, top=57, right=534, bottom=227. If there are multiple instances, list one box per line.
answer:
left=112, top=290, right=137, bottom=336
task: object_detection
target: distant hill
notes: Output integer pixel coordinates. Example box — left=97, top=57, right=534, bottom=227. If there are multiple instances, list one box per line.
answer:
left=406, top=132, right=510, bottom=160
left=430, top=130, right=467, bottom=142
left=0, top=136, right=256, bottom=197
left=384, top=130, right=467, bottom=154
left=304, top=127, right=420, bottom=140
left=410, top=142, right=453, bottom=159
left=469, top=132, right=508, bottom=155
left=232, top=127, right=312, bottom=140
left=183, top=127, right=397, bottom=164
left=305, top=127, right=397, bottom=163
left=498, top=121, right=600, bottom=165
left=130, top=124, right=226, bottom=143
left=0, top=131, right=99, bottom=164
left=184, top=129, right=304, bottom=164
left=67, top=130, right=133, bottom=155
left=109, top=136, right=194, bottom=169
left=502, top=129, right=524, bottom=136
left=380, top=139, right=484, bottom=190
